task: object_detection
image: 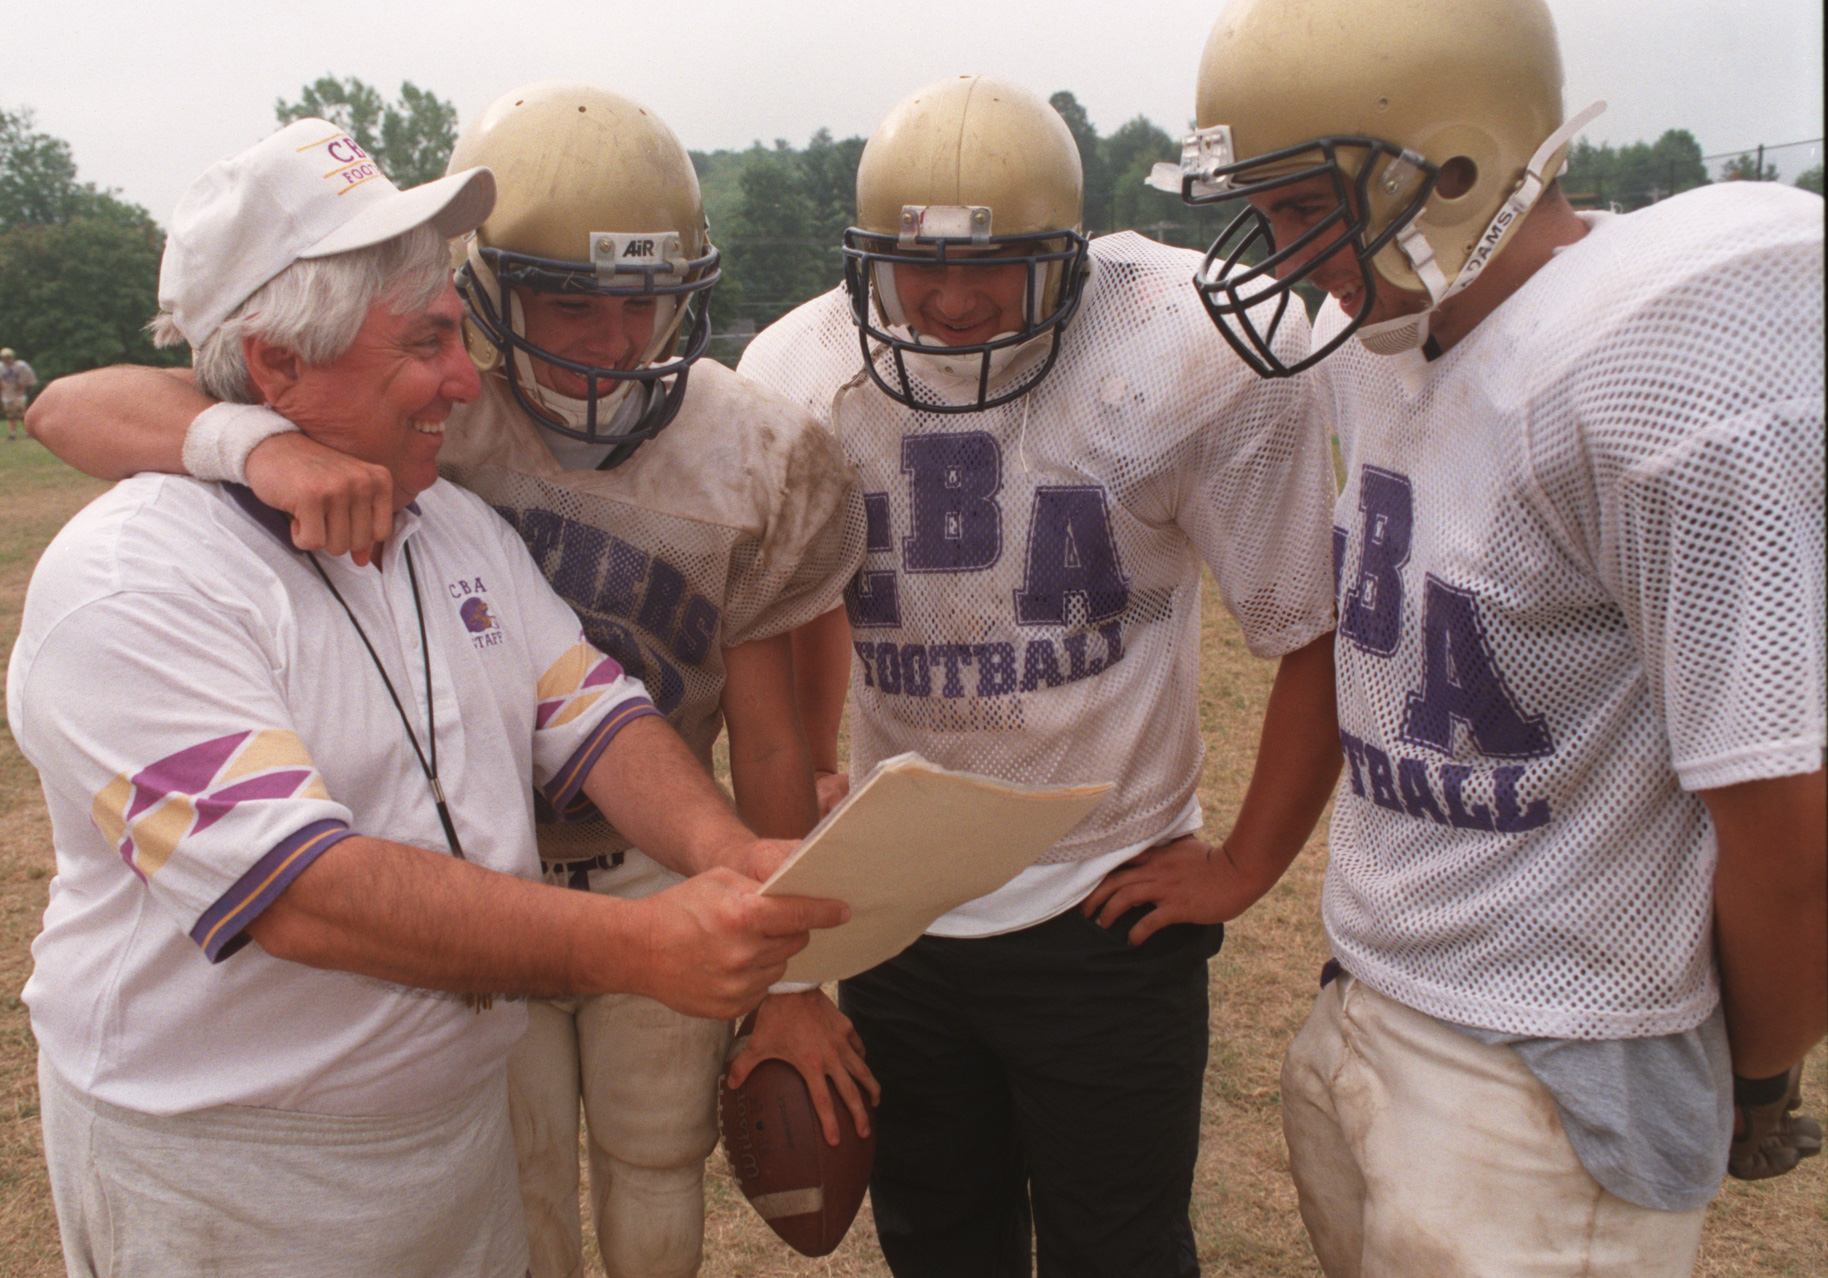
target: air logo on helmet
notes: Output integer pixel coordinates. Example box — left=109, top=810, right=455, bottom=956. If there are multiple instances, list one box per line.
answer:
left=591, top=232, right=685, bottom=281
left=899, top=205, right=992, bottom=247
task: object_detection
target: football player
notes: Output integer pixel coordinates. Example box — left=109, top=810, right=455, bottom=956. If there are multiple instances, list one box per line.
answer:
left=737, top=75, right=1343, bottom=1276
left=1159, top=0, right=1826, bottom=1272
left=26, top=82, right=877, bottom=1278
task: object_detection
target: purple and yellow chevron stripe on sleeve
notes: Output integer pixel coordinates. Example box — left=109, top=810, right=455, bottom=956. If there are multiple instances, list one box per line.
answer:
left=536, top=638, right=660, bottom=816
left=90, top=729, right=335, bottom=882
left=535, top=639, right=632, bottom=731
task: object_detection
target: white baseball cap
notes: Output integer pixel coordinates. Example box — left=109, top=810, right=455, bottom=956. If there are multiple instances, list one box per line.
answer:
left=158, top=118, right=496, bottom=346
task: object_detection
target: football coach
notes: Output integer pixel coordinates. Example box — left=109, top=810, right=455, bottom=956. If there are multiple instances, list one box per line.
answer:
left=6, top=120, right=844, bottom=1278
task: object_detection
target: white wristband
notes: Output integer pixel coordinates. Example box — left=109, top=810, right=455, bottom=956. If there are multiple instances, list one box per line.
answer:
left=181, top=402, right=299, bottom=484
left=767, top=981, right=821, bottom=996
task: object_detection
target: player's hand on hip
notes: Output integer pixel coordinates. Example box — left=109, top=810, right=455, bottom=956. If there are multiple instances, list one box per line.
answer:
left=638, top=868, right=848, bottom=1020
left=1082, top=835, right=1252, bottom=945
left=245, top=432, right=395, bottom=567
left=728, top=988, right=880, bottom=1145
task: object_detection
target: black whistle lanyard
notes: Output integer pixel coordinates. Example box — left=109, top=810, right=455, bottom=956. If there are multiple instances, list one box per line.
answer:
left=306, top=542, right=466, bottom=861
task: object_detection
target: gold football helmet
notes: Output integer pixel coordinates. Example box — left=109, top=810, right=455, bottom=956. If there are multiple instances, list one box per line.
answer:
left=844, top=75, right=1091, bottom=412
left=450, top=81, right=720, bottom=456
left=1160, top=0, right=1600, bottom=374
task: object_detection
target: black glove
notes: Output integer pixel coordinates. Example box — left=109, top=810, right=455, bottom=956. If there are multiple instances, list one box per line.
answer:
left=1727, top=1066, right=1822, bottom=1181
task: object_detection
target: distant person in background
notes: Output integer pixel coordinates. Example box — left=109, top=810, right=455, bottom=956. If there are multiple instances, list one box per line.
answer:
left=0, top=348, right=35, bottom=440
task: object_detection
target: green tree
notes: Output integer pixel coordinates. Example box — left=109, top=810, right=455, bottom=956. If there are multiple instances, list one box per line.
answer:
left=0, top=106, right=182, bottom=381
left=1797, top=164, right=1825, bottom=195
left=690, top=147, right=749, bottom=245
left=1, top=106, right=84, bottom=230
left=1720, top=152, right=1779, bottom=183
left=1102, top=115, right=1185, bottom=241
left=719, top=143, right=824, bottom=334
left=276, top=77, right=458, bottom=187
left=1050, top=91, right=1112, bottom=234
left=1561, top=137, right=1617, bottom=207
left=1563, top=129, right=1707, bottom=210
left=0, top=194, right=176, bottom=379
left=799, top=127, right=867, bottom=288
left=379, top=83, right=460, bottom=188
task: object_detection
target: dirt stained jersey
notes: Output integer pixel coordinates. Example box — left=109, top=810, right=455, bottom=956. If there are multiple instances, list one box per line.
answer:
left=741, top=232, right=1337, bottom=865
left=440, top=361, right=867, bottom=864
left=1317, top=183, right=1825, bottom=1041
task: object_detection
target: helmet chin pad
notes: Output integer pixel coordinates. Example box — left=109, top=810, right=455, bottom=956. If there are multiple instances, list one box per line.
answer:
left=896, top=327, right=1053, bottom=391
left=1355, top=310, right=1431, bottom=355
left=455, top=241, right=718, bottom=452
left=841, top=228, right=1090, bottom=413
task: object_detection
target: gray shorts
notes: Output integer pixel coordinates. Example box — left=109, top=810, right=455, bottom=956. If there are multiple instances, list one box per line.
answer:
left=39, top=1052, right=529, bottom=1278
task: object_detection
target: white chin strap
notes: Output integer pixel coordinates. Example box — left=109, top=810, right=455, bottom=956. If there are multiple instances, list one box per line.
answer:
left=525, top=374, right=649, bottom=441
left=1356, top=100, right=1606, bottom=356
left=896, top=326, right=1052, bottom=394
left=872, top=255, right=1054, bottom=364
left=506, top=290, right=679, bottom=433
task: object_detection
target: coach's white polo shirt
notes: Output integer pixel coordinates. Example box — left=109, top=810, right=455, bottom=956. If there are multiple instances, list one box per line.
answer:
left=9, top=475, right=657, bottom=1117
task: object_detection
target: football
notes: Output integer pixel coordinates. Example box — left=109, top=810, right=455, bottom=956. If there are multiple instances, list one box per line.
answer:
left=719, top=1057, right=875, bottom=1257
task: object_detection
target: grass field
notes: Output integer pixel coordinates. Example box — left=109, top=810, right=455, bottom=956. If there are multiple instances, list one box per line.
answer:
left=0, top=435, right=1819, bottom=1276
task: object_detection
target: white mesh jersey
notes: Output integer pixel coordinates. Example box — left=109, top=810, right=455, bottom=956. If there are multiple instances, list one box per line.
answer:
left=1318, top=183, right=1825, bottom=1040
left=439, top=360, right=866, bottom=864
left=740, top=231, right=1337, bottom=871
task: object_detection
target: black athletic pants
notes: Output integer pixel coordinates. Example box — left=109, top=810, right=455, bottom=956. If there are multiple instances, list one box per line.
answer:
left=840, top=905, right=1222, bottom=1278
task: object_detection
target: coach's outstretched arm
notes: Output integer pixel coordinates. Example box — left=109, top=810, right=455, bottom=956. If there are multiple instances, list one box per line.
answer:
left=246, top=840, right=838, bottom=1020
left=250, top=712, right=848, bottom=1020
left=28, top=364, right=396, bottom=564
left=1084, top=631, right=1342, bottom=944
left=1707, top=767, right=1828, bottom=1078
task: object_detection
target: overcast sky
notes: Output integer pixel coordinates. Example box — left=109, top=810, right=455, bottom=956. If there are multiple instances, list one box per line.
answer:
left=8, top=0, right=1822, bottom=227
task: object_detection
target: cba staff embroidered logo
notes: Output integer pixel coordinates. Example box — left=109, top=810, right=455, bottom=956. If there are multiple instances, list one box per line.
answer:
left=451, top=577, right=506, bottom=649
left=461, top=596, right=497, bottom=633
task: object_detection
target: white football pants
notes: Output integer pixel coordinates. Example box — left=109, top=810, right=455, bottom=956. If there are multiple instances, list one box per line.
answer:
left=1280, top=973, right=1708, bottom=1277
left=509, top=989, right=730, bottom=1278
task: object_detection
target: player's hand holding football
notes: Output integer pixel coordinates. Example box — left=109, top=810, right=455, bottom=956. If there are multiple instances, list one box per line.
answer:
left=633, top=867, right=848, bottom=1020
left=727, top=989, right=880, bottom=1144
left=245, top=430, right=396, bottom=567
left=1083, top=835, right=1267, bottom=945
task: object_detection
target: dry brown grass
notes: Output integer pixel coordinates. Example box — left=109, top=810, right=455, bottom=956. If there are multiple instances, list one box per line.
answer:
left=0, top=440, right=109, bottom=1278
left=0, top=441, right=1819, bottom=1276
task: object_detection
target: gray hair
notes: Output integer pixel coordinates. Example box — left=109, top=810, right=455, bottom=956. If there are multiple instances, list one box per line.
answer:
left=149, top=225, right=454, bottom=404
